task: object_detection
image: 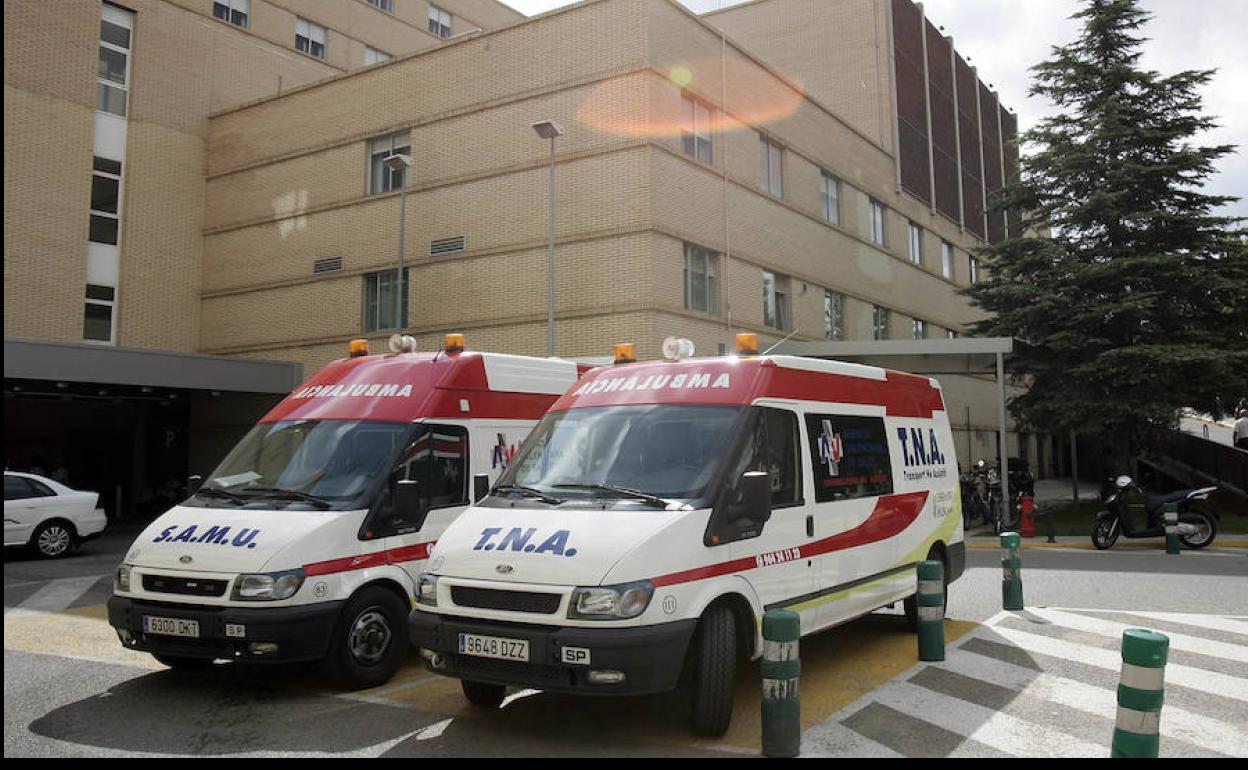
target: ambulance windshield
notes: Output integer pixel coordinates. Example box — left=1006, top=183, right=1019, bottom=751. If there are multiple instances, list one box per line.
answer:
left=498, top=404, right=745, bottom=503
left=190, top=419, right=410, bottom=510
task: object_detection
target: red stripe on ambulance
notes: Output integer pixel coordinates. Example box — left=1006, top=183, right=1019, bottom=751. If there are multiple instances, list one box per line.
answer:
left=304, top=541, right=436, bottom=577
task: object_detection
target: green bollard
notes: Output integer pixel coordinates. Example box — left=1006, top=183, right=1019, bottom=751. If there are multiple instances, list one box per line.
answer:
left=916, top=560, right=946, bottom=662
left=1001, top=532, right=1024, bottom=611
left=1111, top=629, right=1169, bottom=758
left=761, top=609, right=801, bottom=758
left=1164, top=503, right=1180, bottom=555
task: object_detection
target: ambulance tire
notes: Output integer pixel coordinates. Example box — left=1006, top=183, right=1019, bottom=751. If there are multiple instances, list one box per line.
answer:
left=461, top=679, right=507, bottom=708
left=904, top=546, right=948, bottom=632
left=689, top=604, right=736, bottom=737
left=322, top=586, right=409, bottom=691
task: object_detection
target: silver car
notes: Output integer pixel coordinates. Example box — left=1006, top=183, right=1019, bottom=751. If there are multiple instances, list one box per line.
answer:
left=4, top=472, right=107, bottom=558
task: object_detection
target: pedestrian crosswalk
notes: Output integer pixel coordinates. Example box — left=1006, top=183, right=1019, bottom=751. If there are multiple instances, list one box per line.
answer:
left=802, top=608, right=1248, bottom=758
left=4, top=574, right=114, bottom=618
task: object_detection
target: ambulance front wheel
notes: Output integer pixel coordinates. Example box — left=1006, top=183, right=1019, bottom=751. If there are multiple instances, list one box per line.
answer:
left=322, top=586, right=409, bottom=690
left=689, top=603, right=737, bottom=737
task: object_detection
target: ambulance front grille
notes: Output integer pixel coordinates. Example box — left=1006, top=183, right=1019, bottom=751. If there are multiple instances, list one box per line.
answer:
left=142, top=575, right=228, bottom=597
left=450, top=587, right=561, bottom=615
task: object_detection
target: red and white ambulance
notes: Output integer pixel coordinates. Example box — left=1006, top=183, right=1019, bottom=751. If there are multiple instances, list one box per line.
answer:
left=108, top=336, right=580, bottom=689
left=409, top=335, right=965, bottom=736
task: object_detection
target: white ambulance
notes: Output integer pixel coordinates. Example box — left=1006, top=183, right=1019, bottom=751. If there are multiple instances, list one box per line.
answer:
left=409, top=336, right=965, bottom=736
left=108, top=336, right=580, bottom=689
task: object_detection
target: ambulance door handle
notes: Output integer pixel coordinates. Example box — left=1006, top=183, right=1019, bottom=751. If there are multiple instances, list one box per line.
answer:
left=806, top=515, right=814, bottom=538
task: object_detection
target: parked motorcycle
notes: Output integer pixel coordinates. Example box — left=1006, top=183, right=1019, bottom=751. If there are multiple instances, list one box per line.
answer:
left=960, top=460, right=997, bottom=528
left=1091, top=475, right=1219, bottom=550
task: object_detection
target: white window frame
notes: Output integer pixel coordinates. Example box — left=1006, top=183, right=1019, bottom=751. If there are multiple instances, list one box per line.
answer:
left=763, top=270, right=791, bottom=331
left=823, top=290, right=845, bottom=341
left=873, top=305, right=891, bottom=340
left=681, top=96, right=714, bottom=165
left=84, top=284, right=117, bottom=345
left=97, top=8, right=132, bottom=118
left=212, top=0, right=249, bottom=28
left=970, top=256, right=980, bottom=284
left=429, top=4, right=452, bottom=38
left=367, top=0, right=395, bottom=13
left=908, top=222, right=923, bottom=265
left=760, top=135, right=783, bottom=197
left=941, top=240, right=954, bottom=279
left=364, top=46, right=392, bottom=66
left=683, top=243, right=718, bottom=315
left=367, top=131, right=411, bottom=195
left=364, top=269, right=410, bottom=332
left=869, top=199, right=887, bottom=246
left=296, top=18, right=327, bottom=59
left=913, top=319, right=927, bottom=340
left=820, top=171, right=840, bottom=225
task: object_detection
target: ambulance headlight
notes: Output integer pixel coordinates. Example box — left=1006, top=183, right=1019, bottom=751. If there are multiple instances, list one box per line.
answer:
left=416, top=573, right=439, bottom=607
left=569, top=581, right=654, bottom=620
left=232, top=569, right=306, bottom=601
left=115, top=563, right=132, bottom=592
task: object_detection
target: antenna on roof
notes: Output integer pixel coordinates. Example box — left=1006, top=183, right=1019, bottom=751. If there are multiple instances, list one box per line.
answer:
left=761, top=328, right=801, bottom=356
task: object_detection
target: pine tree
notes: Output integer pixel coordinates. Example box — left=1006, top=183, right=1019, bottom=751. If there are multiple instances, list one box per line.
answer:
left=966, top=0, right=1248, bottom=455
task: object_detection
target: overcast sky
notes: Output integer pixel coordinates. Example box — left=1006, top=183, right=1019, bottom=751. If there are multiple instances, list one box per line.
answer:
left=500, top=0, right=1246, bottom=222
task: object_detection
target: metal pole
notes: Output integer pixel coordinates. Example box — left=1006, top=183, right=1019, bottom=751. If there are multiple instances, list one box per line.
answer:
left=997, top=352, right=1010, bottom=526
left=547, top=136, right=556, bottom=358
left=395, top=171, right=407, bottom=331
left=1070, top=428, right=1079, bottom=506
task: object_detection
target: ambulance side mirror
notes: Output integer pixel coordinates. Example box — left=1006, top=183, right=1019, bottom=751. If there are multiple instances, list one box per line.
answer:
left=734, top=471, right=773, bottom=525
left=187, top=474, right=203, bottom=495
left=473, top=474, right=490, bottom=503
left=395, top=479, right=424, bottom=526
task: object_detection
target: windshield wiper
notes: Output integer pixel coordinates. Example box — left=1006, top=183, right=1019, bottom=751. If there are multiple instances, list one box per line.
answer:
left=195, top=487, right=247, bottom=506
left=493, top=485, right=564, bottom=505
left=243, top=487, right=333, bottom=510
left=552, top=483, right=671, bottom=509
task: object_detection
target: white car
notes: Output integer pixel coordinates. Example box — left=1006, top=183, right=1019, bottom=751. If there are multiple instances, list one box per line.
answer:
left=4, top=472, right=107, bottom=558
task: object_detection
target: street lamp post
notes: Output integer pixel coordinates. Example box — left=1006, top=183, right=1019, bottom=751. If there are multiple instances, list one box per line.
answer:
left=383, top=153, right=414, bottom=331
left=532, top=120, right=564, bottom=358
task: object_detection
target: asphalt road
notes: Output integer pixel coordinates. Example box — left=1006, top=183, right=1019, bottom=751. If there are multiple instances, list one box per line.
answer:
left=5, top=525, right=1246, bottom=758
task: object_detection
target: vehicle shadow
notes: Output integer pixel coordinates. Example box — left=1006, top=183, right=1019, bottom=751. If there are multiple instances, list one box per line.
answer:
left=26, top=661, right=442, bottom=755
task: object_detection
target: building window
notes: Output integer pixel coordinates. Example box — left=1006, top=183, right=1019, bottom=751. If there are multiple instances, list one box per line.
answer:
left=763, top=270, right=791, bottom=330
left=947, top=328, right=959, bottom=340
left=364, top=47, right=392, bottom=66
left=367, top=0, right=395, bottom=13
left=908, top=222, right=923, bottom=265
left=212, top=0, right=249, bottom=28
left=824, top=290, right=844, bottom=341
left=429, top=4, right=452, bottom=38
left=97, top=10, right=132, bottom=117
left=368, top=132, right=411, bottom=195
left=89, top=157, right=123, bottom=245
left=970, top=256, right=980, bottom=284
left=683, top=243, right=718, bottom=314
left=364, top=269, right=410, bottom=331
left=913, top=319, right=927, bottom=340
left=84, top=285, right=116, bottom=343
left=941, top=241, right=954, bottom=279
left=869, top=199, right=887, bottom=246
left=296, top=18, right=326, bottom=59
left=760, top=135, right=783, bottom=197
left=681, top=96, right=714, bottom=165
left=873, top=305, right=891, bottom=340
left=820, top=171, right=840, bottom=225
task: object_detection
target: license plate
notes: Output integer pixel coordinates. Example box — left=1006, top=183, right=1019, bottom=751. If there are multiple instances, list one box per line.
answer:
left=458, top=633, right=529, bottom=662
left=143, top=615, right=200, bottom=638
left=225, top=624, right=246, bottom=638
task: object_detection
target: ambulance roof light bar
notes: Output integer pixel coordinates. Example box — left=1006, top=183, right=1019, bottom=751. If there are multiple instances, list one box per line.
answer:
left=444, top=333, right=465, bottom=355
left=349, top=339, right=370, bottom=358
left=735, top=333, right=759, bottom=356
left=613, top=343, right=636, bottom=365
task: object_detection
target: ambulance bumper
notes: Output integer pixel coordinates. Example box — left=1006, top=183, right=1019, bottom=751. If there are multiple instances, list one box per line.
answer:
left=410, top=610, right=698, bottom=696
left=108, top=595, right=343, bottom=663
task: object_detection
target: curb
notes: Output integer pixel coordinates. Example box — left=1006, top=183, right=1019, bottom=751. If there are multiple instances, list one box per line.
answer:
left=965, top=540, right=1248, bottom=550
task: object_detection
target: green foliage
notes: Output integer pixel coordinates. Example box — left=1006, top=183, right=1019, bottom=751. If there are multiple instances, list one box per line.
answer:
left=965, top=0, right=1248, bottom=441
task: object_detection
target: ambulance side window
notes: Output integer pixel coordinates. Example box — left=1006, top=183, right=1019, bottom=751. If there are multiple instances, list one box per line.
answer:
left=734, top=408, right=803, bottom=508
left=371, top=425, right=468, bottom=537
left=805, top=414, right=894, bottom=502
